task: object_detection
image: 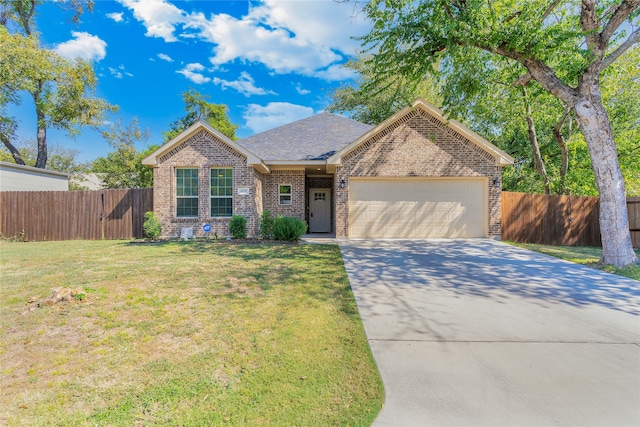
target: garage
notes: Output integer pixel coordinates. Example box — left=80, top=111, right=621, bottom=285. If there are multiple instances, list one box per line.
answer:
left=348, top=178, right=487, bottom=239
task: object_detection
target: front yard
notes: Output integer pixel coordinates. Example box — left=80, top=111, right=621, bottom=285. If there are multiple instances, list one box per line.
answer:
left=0, top=240, right=383, bottom=426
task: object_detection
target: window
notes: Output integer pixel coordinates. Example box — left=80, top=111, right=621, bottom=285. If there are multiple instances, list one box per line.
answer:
left=176, top=168, right=199, bottom=217
left=279, top=184, right=292, bottom=205
left=210, top=168, right=233, bottom=217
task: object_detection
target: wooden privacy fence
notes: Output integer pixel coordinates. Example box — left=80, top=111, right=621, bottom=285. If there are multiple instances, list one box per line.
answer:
left=502, top=192, right=640, bottom=248
left=0, top=188, right=153, bottom=241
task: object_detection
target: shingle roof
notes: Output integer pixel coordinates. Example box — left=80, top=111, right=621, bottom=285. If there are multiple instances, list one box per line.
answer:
left=237, top=112, right=373, bottom=161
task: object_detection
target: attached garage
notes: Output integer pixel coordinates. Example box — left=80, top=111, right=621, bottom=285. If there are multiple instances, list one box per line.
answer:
left=348, top=178, right=487, bottom=238
left=328, top=99, right=514, bottom=239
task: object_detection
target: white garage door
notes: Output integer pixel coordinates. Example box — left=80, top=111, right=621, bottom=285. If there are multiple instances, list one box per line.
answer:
left=348, top=178, right=487, bottom=238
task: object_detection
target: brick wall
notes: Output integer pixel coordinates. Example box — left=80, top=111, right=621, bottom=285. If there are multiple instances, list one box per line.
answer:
left=153, top=129, right=262, bottom=238
left=262, top=170, right=305, bottom=220
left=335, top=109, right=503, bottom=237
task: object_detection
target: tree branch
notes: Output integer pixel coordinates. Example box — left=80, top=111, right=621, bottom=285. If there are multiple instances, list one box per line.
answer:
left=0, top=134, right=26, bottom=165
left=600, top=0, right=640, bottom=46
left=541, top=0, right=563, bottom=22
left=602, top=26, right=640, bottom=69
left=479, top=43, right=578, bottom=105
left=513, top=72, right=532, bottom=87
left=580, top=0, right=600, bottom=52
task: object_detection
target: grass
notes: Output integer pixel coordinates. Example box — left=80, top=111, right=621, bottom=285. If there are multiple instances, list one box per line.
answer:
left=0, top=240, right=383, bottom=426
left=507, top=242, right=640, bottom=280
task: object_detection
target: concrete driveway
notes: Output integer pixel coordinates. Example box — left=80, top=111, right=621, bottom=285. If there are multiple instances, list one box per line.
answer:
left=339, top=239, right=640, bottom=426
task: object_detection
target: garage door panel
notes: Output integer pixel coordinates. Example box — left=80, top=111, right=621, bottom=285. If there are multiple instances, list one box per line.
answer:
left=348, top=179, right=486, bottom=239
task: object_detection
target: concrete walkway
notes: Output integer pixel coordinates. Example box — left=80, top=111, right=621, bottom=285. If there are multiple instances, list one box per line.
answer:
left=339, top=239, right=640, bottom=426
left=300, top=233, right=337, bottom=244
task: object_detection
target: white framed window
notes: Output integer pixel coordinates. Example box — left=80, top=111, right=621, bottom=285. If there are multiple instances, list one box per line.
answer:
left=210, top=168, right=233, bottom=217
left=176, top=168, right=199, bottom=217
left=279, top=184, right=292, bottom=205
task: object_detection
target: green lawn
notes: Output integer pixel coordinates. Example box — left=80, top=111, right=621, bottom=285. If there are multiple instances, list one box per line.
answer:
left=0, top=240, right=383, bottom=426
left=507, top=242, right=640, bottom=280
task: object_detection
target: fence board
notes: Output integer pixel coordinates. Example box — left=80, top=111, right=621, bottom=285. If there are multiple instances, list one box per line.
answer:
left=0, top=189, right=153, bottom=241
left=502, top=192, right=639, bottom=248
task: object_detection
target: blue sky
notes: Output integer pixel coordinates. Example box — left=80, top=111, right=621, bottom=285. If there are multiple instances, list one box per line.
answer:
left=8, top=0, right=371, bottom=162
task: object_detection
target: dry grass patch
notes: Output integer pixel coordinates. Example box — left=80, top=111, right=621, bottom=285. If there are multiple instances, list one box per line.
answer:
left=0, top=240, right=383, bottom=426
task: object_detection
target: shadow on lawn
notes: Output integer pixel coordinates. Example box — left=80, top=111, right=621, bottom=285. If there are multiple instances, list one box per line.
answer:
left=132, top=240, right=359, bottom=318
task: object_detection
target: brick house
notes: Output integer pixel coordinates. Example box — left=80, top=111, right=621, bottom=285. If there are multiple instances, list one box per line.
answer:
left=142, top=98, right=513, bottom=239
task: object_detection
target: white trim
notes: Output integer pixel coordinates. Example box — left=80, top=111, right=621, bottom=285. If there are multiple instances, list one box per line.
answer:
left=0, top=161, right=70, bottom=177
left=175, top=167, right=199, bottom=218
left=278, top=183, right=293, bottom=205
left=209, top=167, right=234, bottom=218
left=267, top=160, right=326, bottom=166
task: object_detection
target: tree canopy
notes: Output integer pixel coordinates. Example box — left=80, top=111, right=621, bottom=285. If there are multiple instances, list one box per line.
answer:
left=92, top=118, right=156, bottom=189
left=0, top=0, right=114, bottom=169
left=163, top=89, right=238, bottom=142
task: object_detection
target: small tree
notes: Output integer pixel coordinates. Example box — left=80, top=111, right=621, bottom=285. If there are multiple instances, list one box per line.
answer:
left=229, top=215, right=247, bottom=239
left=259, top=210, right=274, bottom=239
left=92, top=118, right=156, bottom=188
left=272, top=216, right=307, bottom=241
left=143, top=211, right=161, bottom=240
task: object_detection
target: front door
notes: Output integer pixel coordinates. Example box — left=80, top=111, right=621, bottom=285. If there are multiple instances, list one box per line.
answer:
left=309, top=189, right=331, bottom=232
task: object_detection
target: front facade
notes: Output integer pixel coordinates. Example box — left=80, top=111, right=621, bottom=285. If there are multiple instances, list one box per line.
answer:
left=143, top=99, right=513, bottom=239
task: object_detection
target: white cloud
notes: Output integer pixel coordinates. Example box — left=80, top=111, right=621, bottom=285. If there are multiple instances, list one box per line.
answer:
left=106, top=12, right=124, bottom=23
left=176, top=63, right=211, bottom=84
left=294, top=83, right=311, bottom=95
left=213, top=72, right=275, bottom=97
left=188, top=12, right=341, bottom=76
left=55, top=32, right=107, bottom=62
left=109, top=64, right=133, bottom=79
left=118, top=0, right=185, bottom=42
left=314, top=64, right=358, bottom=81
left=248, top=0, right=368, bottom=54
left=243, top=102, right=314, bottom=133
left=119, top=0, right=371, bottom=80
left=157, top=53, right=174, bottom=62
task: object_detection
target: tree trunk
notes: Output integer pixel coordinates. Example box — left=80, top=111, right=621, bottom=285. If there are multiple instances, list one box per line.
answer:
left=573, top=97, right=638, bottom=267
left=522, top=87, right=551, bottom=194
left=553, top=108, right=570, bottom=194
left=33, top=89, right=47, bottom=169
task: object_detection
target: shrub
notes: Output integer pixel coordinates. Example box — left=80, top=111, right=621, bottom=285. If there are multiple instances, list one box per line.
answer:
left=229, top=215, right=247, bottom=239
left=259, top=210, right=274, bottom=239
left=273, top=216, right=307, bottom=241
left=143, top=211, right=161, bottom=239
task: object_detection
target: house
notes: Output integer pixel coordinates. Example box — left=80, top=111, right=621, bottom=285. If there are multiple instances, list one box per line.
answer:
left=142, top=98, right=514, bottom=239
left=0, top=161, right=69, bottom=191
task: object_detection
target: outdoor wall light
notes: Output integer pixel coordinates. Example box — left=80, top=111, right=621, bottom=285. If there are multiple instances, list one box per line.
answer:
left=493, top=178, right=500, bottom=188
left=339, top=179, right=346, bottom=189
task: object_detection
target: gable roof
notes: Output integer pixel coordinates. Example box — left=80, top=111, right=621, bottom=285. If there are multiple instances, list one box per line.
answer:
left=327, top=98, right=514, bottom=171
left=238, top=112, right=373, bottom=162
left=142, top=120, right=269, bottom=173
